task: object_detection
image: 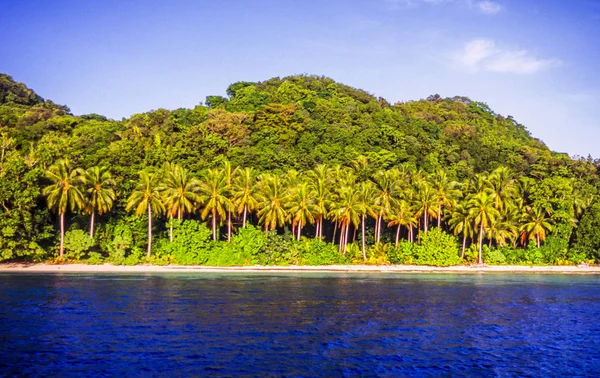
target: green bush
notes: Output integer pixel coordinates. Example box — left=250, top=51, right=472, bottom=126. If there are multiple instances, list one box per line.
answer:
left=413, top=228, right=461, bottom=266
left=387, top=241, right=415, bottom=264
left=538, top=235, right=568, bottom=264
left=482, top=246, right=507, bottom=265
left=295, top=239, right=348, bottom=265
left=63, top=229, right=95, bottom=261
left=258, top=231, right=294, bottom=265
left=155, top=220, right=213, bottom=265
left=124, top=247, right=144, bottom=266
left=86, top=252, right=104, bottom=265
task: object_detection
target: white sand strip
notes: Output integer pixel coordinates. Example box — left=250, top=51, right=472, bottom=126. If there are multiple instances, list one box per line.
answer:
left=0, top=263, right=599, bottom=274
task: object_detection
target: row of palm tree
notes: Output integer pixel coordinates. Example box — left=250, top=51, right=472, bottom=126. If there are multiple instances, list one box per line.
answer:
left=42, top=159, right=116, bottom=259
left=44, top=159, right=574, bottom=263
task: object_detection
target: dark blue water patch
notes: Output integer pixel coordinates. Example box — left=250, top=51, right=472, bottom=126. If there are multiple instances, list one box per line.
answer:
left=1, top=273, right=599, bottom=377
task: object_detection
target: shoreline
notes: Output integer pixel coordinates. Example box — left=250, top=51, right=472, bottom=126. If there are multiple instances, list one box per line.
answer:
left=1, top=263, right=599, bottom=274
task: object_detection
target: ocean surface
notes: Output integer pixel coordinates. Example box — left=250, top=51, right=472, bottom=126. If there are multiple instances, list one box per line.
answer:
left=1, top=273, right=599, bottom=377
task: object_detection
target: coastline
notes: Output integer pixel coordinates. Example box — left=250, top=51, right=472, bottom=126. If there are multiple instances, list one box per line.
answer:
left=0, top=263, right=599, bottom=274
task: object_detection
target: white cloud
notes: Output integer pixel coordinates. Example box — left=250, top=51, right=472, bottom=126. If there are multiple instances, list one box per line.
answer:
left=386, top=0, right=504, bottom=14
left=454, top=39, right=560, bottom=74
left=477, top=0, right=502, bottom=14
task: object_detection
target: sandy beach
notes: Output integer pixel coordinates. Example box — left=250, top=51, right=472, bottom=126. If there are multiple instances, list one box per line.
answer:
left=0, top=263, right=599, bottom=274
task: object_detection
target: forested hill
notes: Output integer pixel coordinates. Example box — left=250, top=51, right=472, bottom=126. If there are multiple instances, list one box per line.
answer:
left=0, top=73, right=586, bottom=178
left=1, top=72, right=599, bottom=264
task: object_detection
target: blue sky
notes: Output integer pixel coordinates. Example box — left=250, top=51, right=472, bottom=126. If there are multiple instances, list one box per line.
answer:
left=1, top=0, right=598, bottom=157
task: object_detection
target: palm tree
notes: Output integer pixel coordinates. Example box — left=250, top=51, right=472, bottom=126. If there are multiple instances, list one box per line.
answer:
left=448, top=203, right=473, bottom=259
left=387, top=200, right=418, bottom=246
left=356, top=181, right=377, bottom=260
left=329, top=185, right=360, bottom=255
left=520, top=207, right=553, bottom=248
left=468, top=191, right=499, bottom=264
left=161, top=164, right=201, bottom=241
left=488, top=166, right=515, bottom=211
left=199, top=168, right=230, bottom=240
left=432, top=170, right=460, bottom=227
left=126, top=171, right=165, bottom=259
left=232, top=167, right=259, bottom=228
left=256, top=174, right=287, bottom=231
left=413, top=182, right=439, bottom=233
left=221, top=161, right=238, bottom=242
left=82, top=166, right=116, bottom=238
left=42, top=159, right=86, bottom=260
left=307, top=164, right=330, bottom=239
left=286, top=181, right=316, bottom=240
left=371, top=170, right=399, bottom=243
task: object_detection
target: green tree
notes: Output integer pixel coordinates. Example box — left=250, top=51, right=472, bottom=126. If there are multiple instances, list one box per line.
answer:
left=125, top=171, right=165, bottom=259
left=468, top=191, right=499, bottom=264
left=199, top=168, right=230, bottom=240
left=286, top=181, right=316, bottom=240
left=520, top=207, right=553, bottom=248
left=257, top=174, right=287, bottom=231
left=82, top=166, right=116, bottom=238
left=356, top=181, right=377, bottom=260
left=232, top=167, right=259, bottom=228
left=42, top=159, right=85, bottom=260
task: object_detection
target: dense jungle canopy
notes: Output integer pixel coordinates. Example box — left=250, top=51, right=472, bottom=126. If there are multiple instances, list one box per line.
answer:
left=1, top=72, right=599, bottom=265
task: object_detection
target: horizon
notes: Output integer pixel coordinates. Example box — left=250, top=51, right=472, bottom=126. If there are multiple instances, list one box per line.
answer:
left=1, top=0, right=598, bottom=157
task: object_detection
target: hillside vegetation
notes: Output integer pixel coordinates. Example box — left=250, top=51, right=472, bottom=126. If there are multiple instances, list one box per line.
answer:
left=0, top=73, right=598, bottom=265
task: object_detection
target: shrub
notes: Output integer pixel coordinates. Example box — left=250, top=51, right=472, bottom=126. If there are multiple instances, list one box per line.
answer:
left=155, top=220, right=213, bottom=265
left=63, top=229, right=95, bottom=261
left=483, top=246, right=507, bottom=265
left=387, top=241, right=415, bottom=265
left=258, top=231, right=293, bottom=265
left=413, top=228, right=461, bottom=266
left=86, top=252, right=104, bottom=265
left=123, top=247, right=144, bottom=266
left=296, top=239, right=348, bottom=265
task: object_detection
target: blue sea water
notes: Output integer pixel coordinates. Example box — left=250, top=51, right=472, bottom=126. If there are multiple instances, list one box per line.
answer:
left=1, top=273, right=599, bottom=377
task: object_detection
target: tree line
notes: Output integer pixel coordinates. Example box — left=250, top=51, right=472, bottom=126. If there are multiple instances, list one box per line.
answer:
left=43, top=157, right=581, bottom=264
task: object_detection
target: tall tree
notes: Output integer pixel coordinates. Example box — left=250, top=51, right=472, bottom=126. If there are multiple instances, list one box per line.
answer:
left=448, top=203, right=473, bottom=259
left=232, top=167, right=259, bottom=228
left=256, top=174, right=287, bottom=231
left=42, top=159, right=86, bottom=260
left=161, top=164, right=201, bottom=240
left=307, top=164, right=330, bottom=239
left=199, top=168, right=230, bottom=240
left=286, top=181, right=316, bottom=240
left=356, top=181, right=377, bottom=260
left=388, top=200, right=418, bottom=246
left=468, top=191, right=499, bottom=264
left=520, top=207, right=553, bottom=248
left=126, top=171, right=165, bottom=259
left=82, top=166, right=116, bottom=238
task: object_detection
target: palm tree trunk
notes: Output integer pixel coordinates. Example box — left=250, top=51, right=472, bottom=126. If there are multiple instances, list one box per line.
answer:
left=536, top=233, right=540, bottom=248
left=437, top=205, right=441, bottom=228
left=424, top=210, right=429, bottom=233
left=362, top=215, right=366, bottom=261
left=374, top=217, right=379, bottom=243
left=462, top=234, right=466, bottom=259
left=395, top=225, right=401, bottom=247
left=378, top=215, right=383, bottom=243
left=339, top=223, right=345, bottom=254
left=59, top=212, right=65, bottom=260
left=212, top=208, right=217, bottom=240
left=298, top=219, right=302, bottom=240
left=242, top=205, right=247, bottom=228
left=89, top=211, right=95, bottom=238
left=478, top=222, right=484, bottom=264
left=169, top=214, right=173, bottom=242
left=147, top=205, right=152, bottom=259
left=409, top=225, right=414, bottom=243
left=333, top=221, right=338, bottom=244
left=227, top=210, right=231, bottom=242
left=344, top=221, right=350, bottom=255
